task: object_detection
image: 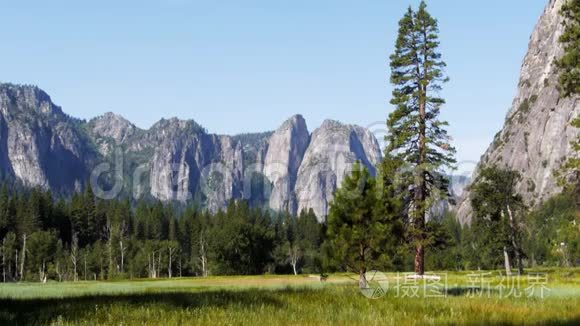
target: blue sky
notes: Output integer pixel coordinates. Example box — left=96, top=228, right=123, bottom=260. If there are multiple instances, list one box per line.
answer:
left=0, top=0, right=547, bottom=163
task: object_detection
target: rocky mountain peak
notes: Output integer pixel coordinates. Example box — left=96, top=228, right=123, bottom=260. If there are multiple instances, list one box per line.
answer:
left=319, top=119, right=348, bottom=131
left=150, top=117, right=206, bottom=134
left=89, top=112, right=137, bottom=143
left=262, top=114, right=311, bottom=212
left=278, top=114, right=307, bottom=131
left=0, top=83, right=63, bottom=117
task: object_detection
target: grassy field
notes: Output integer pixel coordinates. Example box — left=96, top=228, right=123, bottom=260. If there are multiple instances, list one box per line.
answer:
left=0, top=269, right=578, bottom=325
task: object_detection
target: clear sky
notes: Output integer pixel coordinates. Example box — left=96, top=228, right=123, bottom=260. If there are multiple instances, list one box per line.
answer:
left=0, top=0, right=548, bottom=163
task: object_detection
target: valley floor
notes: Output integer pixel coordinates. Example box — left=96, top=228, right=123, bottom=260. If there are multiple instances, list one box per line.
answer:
left=0, top=269, right=579, bottom=325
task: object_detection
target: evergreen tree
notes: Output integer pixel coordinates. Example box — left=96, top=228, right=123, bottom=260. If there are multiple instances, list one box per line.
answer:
left=0, top=184, right=10, bottom=238
left=470, top=166, right=526, bottom=275
left=386, top=1, right=455, bottom=275
left=296, top=209, right=324, bottom=274
left=26, top=230, right=58, bottom=282
left=556, top=0, right=580, bottom=200
left=556, top=0, right=580, bottom=97
left=326, top=163, right=399, bottom=288
left=525, top=192, right=579, bottom=267
left=2, top=232, right=17, bottom=281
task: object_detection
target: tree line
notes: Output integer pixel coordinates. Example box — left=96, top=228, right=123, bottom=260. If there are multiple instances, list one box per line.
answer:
left=0, top=184, right=325, bottom=282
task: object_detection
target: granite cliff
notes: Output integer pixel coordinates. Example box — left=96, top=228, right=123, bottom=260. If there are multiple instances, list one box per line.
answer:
left=0, top=83, right=381, bottom=220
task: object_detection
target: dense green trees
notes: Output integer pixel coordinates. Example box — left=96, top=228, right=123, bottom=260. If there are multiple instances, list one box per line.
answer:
left=386, top=1, right=455, bottom=275
left=274, top=209, right=323, bottom=275
left=424, top=190, right=579, bottom=271
left=469, top=167, right=526, bottom=275
left=525, top=192, right=579, bottom=267
left=0, top=183, right=324, bottom=282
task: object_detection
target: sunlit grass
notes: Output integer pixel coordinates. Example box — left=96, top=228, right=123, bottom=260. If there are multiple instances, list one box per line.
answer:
left=0, top=269, right=578, bottom=325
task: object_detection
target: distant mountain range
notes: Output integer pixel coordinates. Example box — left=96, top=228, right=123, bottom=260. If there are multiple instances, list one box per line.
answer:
left=0, top=83, right=381, bottom=220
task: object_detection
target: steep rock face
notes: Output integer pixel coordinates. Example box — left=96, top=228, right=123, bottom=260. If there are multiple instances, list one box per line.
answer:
left=0, top=84, right=96, bottom=193
left=295, top=120, right=382, bottom=220
left=0, top=83, right=382, bottom=219
left=147, top=119, right=244, bottom=212
left=262, top=115, right=310, bottom=212
left=457, top=0, right=580, bottom=223
left=88, top=112, right=137, bottom=155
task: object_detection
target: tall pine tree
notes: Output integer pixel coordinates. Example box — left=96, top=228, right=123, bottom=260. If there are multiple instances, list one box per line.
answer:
left=386, top=1, right=455, bottom=275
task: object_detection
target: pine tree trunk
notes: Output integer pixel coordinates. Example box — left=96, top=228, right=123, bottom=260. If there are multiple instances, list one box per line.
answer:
left=414, top=244, right=425, bottom=276
left=413, top=55, right=428, bottom=276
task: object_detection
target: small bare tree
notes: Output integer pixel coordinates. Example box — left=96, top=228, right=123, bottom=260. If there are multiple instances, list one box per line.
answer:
left=14, top=249, right=18, bottom=281
left=55, top=261, right=63, bottom=282
left=70, top=232, right=79, bottom=282
left=39, top=260, right=47, bottom=283
left=20, top=234, right=27, bottom=281
left=167, top=242, right=177, bottom=279
left=148, top=250, right=158, bottom=279
left=199, top=231, right=208, bottom=277
left=119, top=221, right=128, bottom=274
left=288, top=244, right=302, bottom=276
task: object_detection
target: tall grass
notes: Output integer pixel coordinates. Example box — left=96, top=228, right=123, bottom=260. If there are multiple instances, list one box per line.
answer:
left=0, top=271, right=578, bottom=325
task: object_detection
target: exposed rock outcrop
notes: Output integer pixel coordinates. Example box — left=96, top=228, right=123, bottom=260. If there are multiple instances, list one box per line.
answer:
left=262, top=115, right=310, bottom=213
left=295, top=120, right=382, bottom=220
left=0, top=84, right=96, bottom=193
left=456, top=0, right=580, bottom=223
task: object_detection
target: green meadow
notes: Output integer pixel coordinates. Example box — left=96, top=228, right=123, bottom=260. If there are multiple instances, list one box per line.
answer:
left=0, top=269, right=578, bottom=325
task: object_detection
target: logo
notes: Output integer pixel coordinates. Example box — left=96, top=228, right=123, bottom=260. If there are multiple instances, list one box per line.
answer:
left=360, top=271, right=390, bottom=299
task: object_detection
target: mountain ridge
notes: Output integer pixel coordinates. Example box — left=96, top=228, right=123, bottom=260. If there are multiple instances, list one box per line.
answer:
left=0, top=82, right=382, bottom=220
